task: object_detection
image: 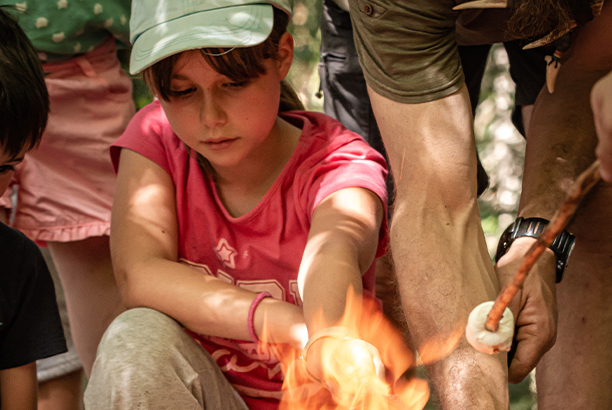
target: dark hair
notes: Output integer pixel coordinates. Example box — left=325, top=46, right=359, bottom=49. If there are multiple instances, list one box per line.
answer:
left=0, top=6, right=49, bottom=159
left=143, top=7, right=304, bottom=112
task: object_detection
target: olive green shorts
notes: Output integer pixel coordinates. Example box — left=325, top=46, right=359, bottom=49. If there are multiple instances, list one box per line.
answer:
left=348, top=0, right=464, bottom=103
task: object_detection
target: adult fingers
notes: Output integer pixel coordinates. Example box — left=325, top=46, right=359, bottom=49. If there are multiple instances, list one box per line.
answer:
left=507, top=325, right=555, bottom=384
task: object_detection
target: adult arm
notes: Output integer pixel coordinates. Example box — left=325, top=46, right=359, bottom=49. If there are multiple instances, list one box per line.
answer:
left=0, top=363, right=37, bottom=410
left=111, top=149, right=306, bottom=348
left=367, top=84, right=509, bottom=408
left=592, top=70, right=612, bottom=182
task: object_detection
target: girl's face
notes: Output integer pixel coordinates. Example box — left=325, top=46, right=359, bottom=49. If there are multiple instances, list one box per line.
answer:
left=158, top=33, right=294, bottom=174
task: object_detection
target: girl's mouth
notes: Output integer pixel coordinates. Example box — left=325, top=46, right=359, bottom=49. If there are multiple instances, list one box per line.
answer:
left=204, top=137, right=237, bottom=150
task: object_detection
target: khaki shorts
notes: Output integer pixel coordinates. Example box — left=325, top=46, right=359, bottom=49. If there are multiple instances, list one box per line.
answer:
left=348, top=0, right=514, bottom=104
left=348, top=0, right=464, bottom=103
left=2, top=38, right=134, bottom=244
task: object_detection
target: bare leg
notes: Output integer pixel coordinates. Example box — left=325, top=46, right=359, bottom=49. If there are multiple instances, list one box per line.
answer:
left=48, top=236, right=124, bottom=376
left=368, top=84, right=508, bottom=408
left=37, top=248, right=84, bottom=409
left=38, top=371, right=84, bottom=410
left=376, top=252, right=412, bottom=346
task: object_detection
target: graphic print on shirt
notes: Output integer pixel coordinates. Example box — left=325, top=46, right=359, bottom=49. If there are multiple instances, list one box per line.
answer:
left=179, top=258, right=300, bottom=381
left=215, top=238, right=238, bottom=269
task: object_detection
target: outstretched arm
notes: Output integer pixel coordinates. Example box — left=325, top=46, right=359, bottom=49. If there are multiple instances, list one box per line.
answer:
left=367, top=84, right=509, bottom=408
left=111, top=149, right=306, bottom=347
left=299, top=186, right=383, bottom=329
left=297, top=186, right=387, bottom=400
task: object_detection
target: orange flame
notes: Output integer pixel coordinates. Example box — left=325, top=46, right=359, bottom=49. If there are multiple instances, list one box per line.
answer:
left=264, top=288, right=431, bottom=409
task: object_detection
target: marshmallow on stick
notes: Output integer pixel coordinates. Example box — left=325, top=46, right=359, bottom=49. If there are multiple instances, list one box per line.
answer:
left=466, top=301, right=514, bottom=354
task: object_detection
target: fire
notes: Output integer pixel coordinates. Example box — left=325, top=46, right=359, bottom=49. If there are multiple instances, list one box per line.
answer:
left=264, top=288, right=431, bottom=409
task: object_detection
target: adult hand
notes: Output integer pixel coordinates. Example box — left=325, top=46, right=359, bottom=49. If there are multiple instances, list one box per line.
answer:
left=495, top=237, right=558, bottom=383
left=591, top=70, right=612, bottom=182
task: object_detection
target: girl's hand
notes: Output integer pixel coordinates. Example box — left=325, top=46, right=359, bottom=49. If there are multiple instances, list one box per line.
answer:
left=303, top=330, right=387, bottom=407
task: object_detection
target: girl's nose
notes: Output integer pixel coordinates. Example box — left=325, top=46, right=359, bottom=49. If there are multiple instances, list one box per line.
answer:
left=200, top=93, right=226, bottom=128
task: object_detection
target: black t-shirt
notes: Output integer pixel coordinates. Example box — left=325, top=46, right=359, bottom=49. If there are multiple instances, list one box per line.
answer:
left=0, top=223, right=67, bottom=370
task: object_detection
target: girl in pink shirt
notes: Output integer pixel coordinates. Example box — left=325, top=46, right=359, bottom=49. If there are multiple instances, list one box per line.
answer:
left=85, top=1, right=396, bottom=409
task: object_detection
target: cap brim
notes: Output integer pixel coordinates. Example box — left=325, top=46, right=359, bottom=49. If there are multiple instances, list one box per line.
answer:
left=130, top=4, right=273, bottom=74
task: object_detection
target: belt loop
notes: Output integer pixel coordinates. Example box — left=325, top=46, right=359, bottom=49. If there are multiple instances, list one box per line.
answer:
left=74, top=56, right=96, bottom=78
left=74, top=55, right=109, bottom=87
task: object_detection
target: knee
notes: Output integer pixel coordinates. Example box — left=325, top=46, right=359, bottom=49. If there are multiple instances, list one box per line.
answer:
left=86, top=309, right=198, bottom=407
left=97, top=308, right=180, bottom=358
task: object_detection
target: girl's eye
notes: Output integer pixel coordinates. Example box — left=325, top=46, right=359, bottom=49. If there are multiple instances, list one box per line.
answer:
left=169, top=88, right=196, bottom=98
left=224, top=81, right=249, bottom=89
left=0, top=165, right=15, bottom=174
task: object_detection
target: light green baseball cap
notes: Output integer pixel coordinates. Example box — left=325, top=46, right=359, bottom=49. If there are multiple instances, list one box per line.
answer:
left=129, top=0, right=293, bottom=74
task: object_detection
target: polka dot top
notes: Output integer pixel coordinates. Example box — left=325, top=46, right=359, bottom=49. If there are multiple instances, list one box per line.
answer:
left=3, top=0, right=130, bottom=62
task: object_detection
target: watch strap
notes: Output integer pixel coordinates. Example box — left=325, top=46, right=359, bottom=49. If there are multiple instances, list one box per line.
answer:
left=495, top=217, right=576, bottom=283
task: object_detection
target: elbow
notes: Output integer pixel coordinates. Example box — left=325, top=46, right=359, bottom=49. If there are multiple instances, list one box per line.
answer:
left=112, top=265, right=143, bottom=309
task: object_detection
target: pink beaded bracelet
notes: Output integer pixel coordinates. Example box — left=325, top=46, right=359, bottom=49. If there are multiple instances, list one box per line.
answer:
left=248, top=292, right=272, bottom=343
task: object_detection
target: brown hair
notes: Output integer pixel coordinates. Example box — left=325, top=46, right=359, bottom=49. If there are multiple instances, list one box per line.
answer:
left=0, top=6, right=49, bottom=159
left=142, top=7, right=304, bottom=112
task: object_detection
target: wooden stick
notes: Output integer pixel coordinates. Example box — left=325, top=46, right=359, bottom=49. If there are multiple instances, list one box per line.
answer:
left=485, top=159, right=602, bottom=332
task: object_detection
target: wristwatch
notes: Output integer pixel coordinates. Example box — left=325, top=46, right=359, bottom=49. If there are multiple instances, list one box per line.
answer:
left=495, top=217, right=576, bottom=283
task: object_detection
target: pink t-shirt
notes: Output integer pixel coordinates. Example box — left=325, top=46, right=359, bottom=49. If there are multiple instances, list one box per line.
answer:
left=111, top=101, right=389, bottom=409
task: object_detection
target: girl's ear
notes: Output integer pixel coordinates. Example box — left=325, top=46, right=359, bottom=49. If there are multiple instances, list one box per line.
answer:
left=277, top=32, right=294, bottom=80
